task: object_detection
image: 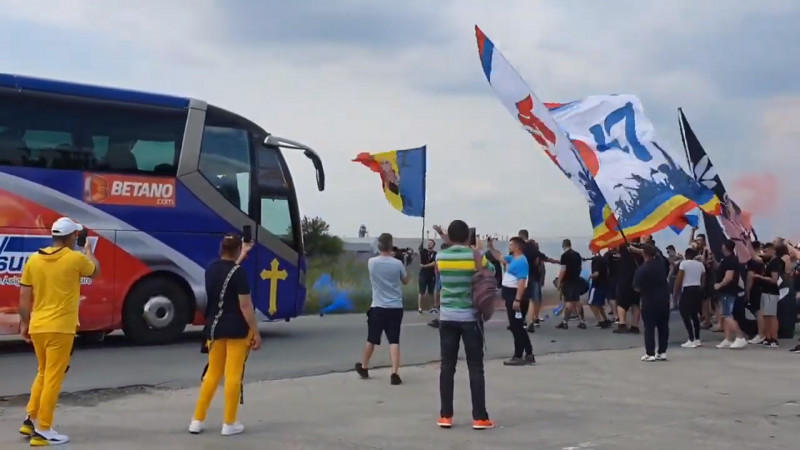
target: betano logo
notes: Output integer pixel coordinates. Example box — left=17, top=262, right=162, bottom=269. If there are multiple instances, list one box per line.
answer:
left=83, top=173, right=176, bottom=208
left=0, top=234, right=99, bottom=286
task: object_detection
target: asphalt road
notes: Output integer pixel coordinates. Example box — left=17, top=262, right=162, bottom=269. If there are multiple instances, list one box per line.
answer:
left=0, top=310, right=694, bottom=399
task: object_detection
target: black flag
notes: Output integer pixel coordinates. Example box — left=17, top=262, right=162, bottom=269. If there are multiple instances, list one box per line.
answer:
left=678, top=108, right=754, bottom=262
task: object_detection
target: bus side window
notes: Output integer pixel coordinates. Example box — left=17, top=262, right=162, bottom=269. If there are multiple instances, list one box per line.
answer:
left=198, top=126, right=252, bottom=216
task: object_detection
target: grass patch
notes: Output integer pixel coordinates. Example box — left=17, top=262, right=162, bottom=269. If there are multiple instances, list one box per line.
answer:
left=304, top=254, right=420, bottom=315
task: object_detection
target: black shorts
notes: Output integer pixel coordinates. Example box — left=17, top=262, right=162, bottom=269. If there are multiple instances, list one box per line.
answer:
left=418, top=272, right=436, bottom=295
left=561, top=280, right=583, bottom=302
left=366, top=307, right=404, bottom=345
left=617, top=287, right=641, bottom=311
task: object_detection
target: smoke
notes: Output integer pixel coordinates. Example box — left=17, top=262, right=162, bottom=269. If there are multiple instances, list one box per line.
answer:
left=730, top=172, right=779, bottom=229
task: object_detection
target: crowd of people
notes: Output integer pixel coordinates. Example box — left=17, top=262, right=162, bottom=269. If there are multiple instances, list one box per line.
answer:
left=13, top=214, right=800, bottom=443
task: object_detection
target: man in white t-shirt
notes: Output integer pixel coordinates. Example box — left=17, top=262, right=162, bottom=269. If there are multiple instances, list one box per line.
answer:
left=673, top=247, right=706, bottom=348
left=355, top=233, right=409, bottom=385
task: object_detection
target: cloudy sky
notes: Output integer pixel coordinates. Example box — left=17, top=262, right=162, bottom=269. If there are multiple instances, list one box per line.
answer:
left=3, top=0, right=798, bottom=242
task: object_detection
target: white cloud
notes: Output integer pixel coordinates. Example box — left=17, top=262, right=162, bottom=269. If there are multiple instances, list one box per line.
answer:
left=2, top=0, right=798, bottom=242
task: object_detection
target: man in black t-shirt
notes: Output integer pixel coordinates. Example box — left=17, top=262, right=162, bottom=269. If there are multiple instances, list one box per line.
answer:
left=588, top=252, right=611, bottom=328
left=614, top=241, right=642, bottom=334
left=604, top=248, right=620, bottom=320
left=744, top=241, right=765, bottom=343
left=713, top=239, right=747, bottom=348
left=417, top=239, right=437, bottom=314
left=633, top=244, right=671, bottom=360
left=752, top=243, right=782, bottom=346
left=556, top=239, right=587, bottom=330
left=519, top=230, right=559, bottom=331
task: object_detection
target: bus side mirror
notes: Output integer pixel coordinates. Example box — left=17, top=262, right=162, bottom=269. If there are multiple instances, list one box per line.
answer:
left=265, top=135, right=326, bottom=192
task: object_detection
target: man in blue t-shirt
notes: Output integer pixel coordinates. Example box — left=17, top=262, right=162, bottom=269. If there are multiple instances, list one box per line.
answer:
left=487, top=236, right=534, bottom=366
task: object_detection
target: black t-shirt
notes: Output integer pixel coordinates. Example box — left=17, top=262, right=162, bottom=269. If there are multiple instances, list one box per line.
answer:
left=560, top=249, right=583, bottom=282
left=633, top=258, right=670, bottom=309
left=204, top=260, right=252, bottom=340
left=715, top=255, right=741, bottom=296
left=762, top=257, right=784, bottom=296
left=419, top=248, right=437, bottom=277
left=604, top=251, right=620, bottom=281
left=522, top=241, right=547, bottom=281
left=591, top=255, right=608, bottom=289
left=617, top=246, right=639, bottom=282
left=745, top=258, right=765, bottom=300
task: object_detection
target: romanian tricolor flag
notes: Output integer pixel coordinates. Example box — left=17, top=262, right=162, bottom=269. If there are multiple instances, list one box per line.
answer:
left=352, top=146, right=427, bottom=218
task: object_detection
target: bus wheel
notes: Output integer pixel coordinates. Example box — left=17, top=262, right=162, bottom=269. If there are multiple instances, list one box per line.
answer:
left=122, top=277, right=190, bottom=346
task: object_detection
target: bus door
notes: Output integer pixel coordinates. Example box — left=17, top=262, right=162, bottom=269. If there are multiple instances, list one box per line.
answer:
left=252, top=140, right=300, bottom=319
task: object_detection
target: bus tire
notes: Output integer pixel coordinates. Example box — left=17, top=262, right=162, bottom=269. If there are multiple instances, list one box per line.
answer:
left=122, top=277, right=190, bottom=346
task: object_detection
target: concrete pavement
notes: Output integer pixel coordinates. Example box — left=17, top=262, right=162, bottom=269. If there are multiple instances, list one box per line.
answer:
left=0, top=310, right=696, bottom=399
left=1, top=347, right=798, bottom=449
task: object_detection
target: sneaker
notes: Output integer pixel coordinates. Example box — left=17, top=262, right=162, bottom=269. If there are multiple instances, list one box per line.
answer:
left=503, top=357, right=527, bottom=366
left=526, top=323, right=535, bottom=333
left=577, top=322, right=587, bottom=329
left=748, top=335, right=765, bottom=345
left=680, top=340, right=695, bottom=348
left=429, top=308, right=438, bottom=314
left=716, top=339, right=733, bottom=349
left=437, top=417, right=453, bottom=428
left=556, top=322, right=568, bottom=330
left=612, top=325, right=628, bottom=334
left=19, top=416, right=34, bottom=437
left=390, top=373, right=402, bottom=385
left=524, top=354, right=536, bottom=365
left=427, top=319, right=440, bottom=328
left=355, top=362, right=369, bottom=379
left=188, top=419, right=204, bottom=434
left=599, top=320, right=612, bottom=329
left=640, top=355, right=656, bottom=362
left=656, top=353, right=668, bottom=361
left=30, top=428, right=70, bottom=446
left=472, top=419, right=495, bottom=430
left=762, top=339, right=780, bottom=348
left=628, top=326, right=640, bottom=334
left=789, top=343, right=800, bottom=353
left=730, top=338, right=748, bottom=349
left=534, top=318, right=541, bottom=327
left=691, top=340, right=702, bottom=348
left=221, top=422, right=245, bottom=436
left=711, top=324, right=723, bottom=332
left=418, top=309, right=423, bottom=315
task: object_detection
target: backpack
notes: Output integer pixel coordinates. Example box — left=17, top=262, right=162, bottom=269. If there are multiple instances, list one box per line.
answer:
left=471, top=250, right=500, bottom=322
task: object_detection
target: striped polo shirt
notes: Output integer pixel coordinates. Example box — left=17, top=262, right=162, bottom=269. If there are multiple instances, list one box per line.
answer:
left=436, top=245, right=494, bottom=322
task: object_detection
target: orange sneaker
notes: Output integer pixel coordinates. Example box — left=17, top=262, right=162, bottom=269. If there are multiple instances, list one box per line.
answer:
left=472, top=419, right=495, bottom=430
left=437, top=417, right=453, bottom=428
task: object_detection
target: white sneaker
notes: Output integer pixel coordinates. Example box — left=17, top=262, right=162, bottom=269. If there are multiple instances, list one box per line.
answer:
left=189, top=419, right=204, bottom=434
left=681, top=340, right=694, bottom=348
left=656, top=353, right=668, bottom=361
left=221, top=422, right=245, bottom=436
left=640, top=354, right=656, bottom=362
left=691, top=340, right=702, bottom=348
left=31, top=428, right=70, bottom=446
left=730, top=338, right=748, bottom=349
left=748, top=335, right=765, bottom=345
left=716, top=339, right=733, bottom=349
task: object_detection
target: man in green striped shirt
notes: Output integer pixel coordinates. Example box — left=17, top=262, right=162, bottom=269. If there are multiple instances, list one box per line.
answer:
left=434, top=220, right=494, bottom=430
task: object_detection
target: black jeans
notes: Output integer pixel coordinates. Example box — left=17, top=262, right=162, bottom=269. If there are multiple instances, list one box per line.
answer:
left=502, top=286, right=532, bottom=358
left=439, top=320, right=489, bottom=420
left=642, top=305, right=670, bottom=356
left=679, top=286, right=703, bottom=341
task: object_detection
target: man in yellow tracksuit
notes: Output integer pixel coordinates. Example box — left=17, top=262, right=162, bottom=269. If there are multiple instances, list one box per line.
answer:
left=18, top=217, right=99, bottom=446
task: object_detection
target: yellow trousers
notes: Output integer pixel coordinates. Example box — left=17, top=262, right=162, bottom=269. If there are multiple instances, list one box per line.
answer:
left=192, top=337, right=250, bottom=424
left=27, top=333, right=75, bottom=431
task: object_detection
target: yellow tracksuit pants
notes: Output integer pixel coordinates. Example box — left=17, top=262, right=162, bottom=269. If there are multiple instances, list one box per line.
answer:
left=27, top=333, right=75, bottom=431
left=192, top=337, right=250, bottom=424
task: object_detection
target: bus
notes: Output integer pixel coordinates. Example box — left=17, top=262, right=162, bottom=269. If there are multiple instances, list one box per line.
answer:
left=0, top=73, right=325, bottom=345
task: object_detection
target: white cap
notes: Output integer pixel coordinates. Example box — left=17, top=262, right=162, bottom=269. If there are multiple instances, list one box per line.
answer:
left=51, top=217, right=84, bottom=236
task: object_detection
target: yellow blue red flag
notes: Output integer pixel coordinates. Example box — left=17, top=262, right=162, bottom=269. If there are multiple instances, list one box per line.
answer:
left=352, top=146, right=427, bottom=217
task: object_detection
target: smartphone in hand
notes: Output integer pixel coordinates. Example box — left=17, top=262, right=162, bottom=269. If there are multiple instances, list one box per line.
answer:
left=468, top=227, right=477, bottom=246
left=242, top=225, right=253, bottom=243
left=76, top=228, right=88, bottom=248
